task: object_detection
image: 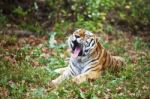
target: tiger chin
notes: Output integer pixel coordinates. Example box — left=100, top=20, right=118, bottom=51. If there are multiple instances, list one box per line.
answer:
left=50, top=29, right=125, bottom=86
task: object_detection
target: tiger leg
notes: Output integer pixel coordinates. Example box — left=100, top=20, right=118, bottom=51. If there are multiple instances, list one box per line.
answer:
left=54, top=67, right=68, bottom=75
left=51, top=68, right=72, bottom=86
left=72, top=71, right=101, bottom=84
left=51, top=75, right=67, bottom=86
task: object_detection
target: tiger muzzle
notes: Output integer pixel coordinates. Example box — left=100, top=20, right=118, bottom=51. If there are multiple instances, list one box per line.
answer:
left=72, top=40, right=83, bottom=57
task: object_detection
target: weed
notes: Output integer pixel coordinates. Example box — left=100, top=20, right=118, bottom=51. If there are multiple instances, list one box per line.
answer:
left=0, top=11, right=7, bottom=28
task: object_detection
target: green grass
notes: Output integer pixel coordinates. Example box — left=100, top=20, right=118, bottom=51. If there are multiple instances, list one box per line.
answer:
left=0, top=11, right=8, bottom=29
left=0, top=33, right=149, bottom=99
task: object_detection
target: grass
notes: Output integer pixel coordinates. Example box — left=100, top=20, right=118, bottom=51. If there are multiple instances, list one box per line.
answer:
left=0, top=31, right=149, bottom=98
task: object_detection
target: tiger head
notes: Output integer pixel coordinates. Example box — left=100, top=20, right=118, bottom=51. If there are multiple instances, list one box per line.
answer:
left=68, top=29, right=99, bottom=58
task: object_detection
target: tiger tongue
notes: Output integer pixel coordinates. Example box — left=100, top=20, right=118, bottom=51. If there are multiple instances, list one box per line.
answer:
left=72, top=46, right=81, bottom=58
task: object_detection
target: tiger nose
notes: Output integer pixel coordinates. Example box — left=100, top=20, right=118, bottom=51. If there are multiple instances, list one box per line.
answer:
left=75, top=35, right=80, bottom=38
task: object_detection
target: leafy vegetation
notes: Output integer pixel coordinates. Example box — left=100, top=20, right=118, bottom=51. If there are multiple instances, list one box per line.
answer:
left=0, top=0, right=150, bottom=98
left=1, top=0, right=150, bottom=34
left=0, top=32, right=149, bottom=98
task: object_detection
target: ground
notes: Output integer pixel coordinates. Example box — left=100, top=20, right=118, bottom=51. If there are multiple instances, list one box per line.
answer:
left=0, top=30, right=149, bottom=98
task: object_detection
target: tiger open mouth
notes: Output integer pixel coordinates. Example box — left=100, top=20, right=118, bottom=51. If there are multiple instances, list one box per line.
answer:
left=72, top=40, right=82, bottom=58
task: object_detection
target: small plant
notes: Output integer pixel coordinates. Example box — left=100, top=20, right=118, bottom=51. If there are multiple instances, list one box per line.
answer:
left=20, top=23, right=43, bottom=34
left=133, top=37, right=142, bottom=50
left=13, top=6, right=28, bottom=17
left=0, top=10, right=7, bottom=28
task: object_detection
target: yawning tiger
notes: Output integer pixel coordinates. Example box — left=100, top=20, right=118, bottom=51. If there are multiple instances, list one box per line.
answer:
left=51, top=29, right=125, bottom=85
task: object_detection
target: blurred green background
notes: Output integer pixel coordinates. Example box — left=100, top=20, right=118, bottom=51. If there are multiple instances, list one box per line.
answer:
left=0, top=0, right=150, bottom=35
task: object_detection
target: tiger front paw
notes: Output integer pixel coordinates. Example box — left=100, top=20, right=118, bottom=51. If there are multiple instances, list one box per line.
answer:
left=72, top=75, right=86, bottom=84
left=51, top=80, right=59, bottom=86
left=47, top=81, right=57, bottom=90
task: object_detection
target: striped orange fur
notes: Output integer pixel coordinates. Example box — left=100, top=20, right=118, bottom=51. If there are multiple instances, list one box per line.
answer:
left=51, top=29, right=125, bottom=86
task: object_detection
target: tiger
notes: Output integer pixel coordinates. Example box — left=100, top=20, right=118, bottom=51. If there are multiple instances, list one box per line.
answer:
left=51, top=29, right=125, bottom=86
